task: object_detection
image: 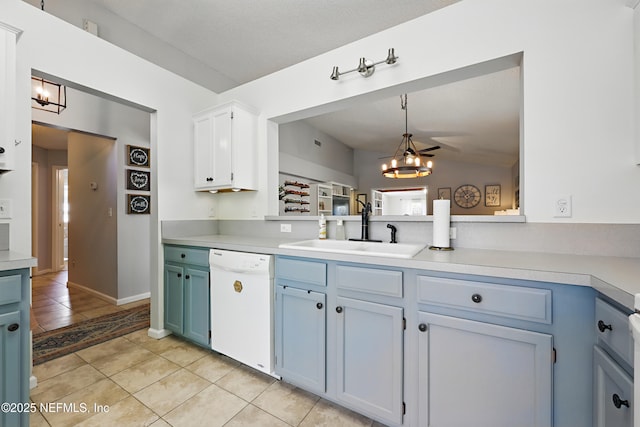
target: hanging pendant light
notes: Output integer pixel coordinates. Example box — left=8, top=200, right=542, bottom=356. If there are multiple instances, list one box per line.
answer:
left=381, top=94, right=433, bottom=178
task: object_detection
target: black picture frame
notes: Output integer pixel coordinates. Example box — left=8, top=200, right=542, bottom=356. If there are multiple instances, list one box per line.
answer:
left=127, top=194, right=151, bottom=214
left=126, top=169, right=151, bottom=192
left=485, top=184, right=501, bottom=207
left=437, top=187, right=451, bottom=200
left=126, top=145, right=150, bottom=168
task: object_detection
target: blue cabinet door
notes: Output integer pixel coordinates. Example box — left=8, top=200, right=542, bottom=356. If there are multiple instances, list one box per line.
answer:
left=184, top=267, right=210, bottom=346
left=164, top=264, right=184, bottom=334
left=0, top=310, right=22, bottom=427
left=418, top=311, right=553, bottom=427
left=336, top=297, right=404, bottom=425
left=275, top=285, right=326, bottom=394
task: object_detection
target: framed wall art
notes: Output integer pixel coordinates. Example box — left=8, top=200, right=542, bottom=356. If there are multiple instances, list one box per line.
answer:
left=485, top=184, right=501, bottom=207
left=437, top=187, right=451, bottom=200
left=126, top=145, right=150, bottom=168
left=126, top=169, right=151, bottom=191
left=127, top=194, right=151, bottom=214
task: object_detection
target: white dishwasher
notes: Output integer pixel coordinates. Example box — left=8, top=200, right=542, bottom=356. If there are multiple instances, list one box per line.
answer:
left=209, top=249, right=276, bottom=377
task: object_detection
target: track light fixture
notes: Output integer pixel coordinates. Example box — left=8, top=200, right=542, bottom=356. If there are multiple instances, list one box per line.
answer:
left=330, top=48, right=398, bottom=81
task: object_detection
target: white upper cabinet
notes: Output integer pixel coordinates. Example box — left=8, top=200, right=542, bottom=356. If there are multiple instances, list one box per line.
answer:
left=193, top=101, right=258, bottom=192
left=0, top=24, right=18, bottom=173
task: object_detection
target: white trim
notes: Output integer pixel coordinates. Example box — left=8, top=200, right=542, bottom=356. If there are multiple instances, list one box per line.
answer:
left=31, top=162, right=38, bottom=276
left=626, top=0, right=640, bottom=9
left=51, top=165, right=67, bottom=272
left=147, top=328, right=172, bottom=340
left=67, top=281, right=150, bottom=306
left=116, top=292, right=151, bottom=306
left=32, top=268, right=53, bottom=276
left=30, top=375, right=37, bottom=390
left=67, top=281, right=117, bottom=305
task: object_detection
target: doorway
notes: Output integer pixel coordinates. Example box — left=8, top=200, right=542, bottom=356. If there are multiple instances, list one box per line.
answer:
left=52, top=166, right=68, bottom=272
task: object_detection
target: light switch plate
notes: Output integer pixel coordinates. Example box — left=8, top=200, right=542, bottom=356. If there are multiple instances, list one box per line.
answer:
left=0, top=199, right=11, bottom=219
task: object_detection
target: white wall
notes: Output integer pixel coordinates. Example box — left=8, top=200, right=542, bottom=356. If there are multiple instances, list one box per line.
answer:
left=219, top=0, right=638, bottom=224
left=635, top=5, right=640, bottom=164
left=1, top=0, right=218, bottom=331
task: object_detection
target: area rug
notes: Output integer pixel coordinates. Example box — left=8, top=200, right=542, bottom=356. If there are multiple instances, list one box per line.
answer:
left=32, top=304, right=150, bottom=365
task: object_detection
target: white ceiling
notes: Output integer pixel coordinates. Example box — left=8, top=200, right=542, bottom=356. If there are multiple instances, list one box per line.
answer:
left=31, top=0, right=520, bottom=167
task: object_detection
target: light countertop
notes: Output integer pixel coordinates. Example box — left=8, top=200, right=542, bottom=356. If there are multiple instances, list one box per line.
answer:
left=163, top=234, right=640, bottom=309
left=0, top=251, right=37, bottom=272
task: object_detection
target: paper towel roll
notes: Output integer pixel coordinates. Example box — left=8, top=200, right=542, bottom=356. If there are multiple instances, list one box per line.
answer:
left=432, top=199, right=450, bottom=248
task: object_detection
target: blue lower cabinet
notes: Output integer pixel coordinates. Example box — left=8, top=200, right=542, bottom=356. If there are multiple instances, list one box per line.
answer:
left=417, top=311, right=553, bottom=427
left=163, top=246, right=210, bottom=347
left=335, top=297, right=404, bottom=425
left=0, top=270, right=30, bottom=427
left=275, top=285, right=326, bottom=394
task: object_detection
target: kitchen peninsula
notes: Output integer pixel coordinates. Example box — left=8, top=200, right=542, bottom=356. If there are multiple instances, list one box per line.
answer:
left=163, top=226, right=640, bottom=427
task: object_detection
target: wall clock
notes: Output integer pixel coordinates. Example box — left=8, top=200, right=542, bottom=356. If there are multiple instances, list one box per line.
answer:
left=454, top=184, right=481, bottom=208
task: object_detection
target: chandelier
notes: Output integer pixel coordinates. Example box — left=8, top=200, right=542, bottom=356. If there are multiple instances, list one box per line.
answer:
left=381, top=94, right=433, bottom=178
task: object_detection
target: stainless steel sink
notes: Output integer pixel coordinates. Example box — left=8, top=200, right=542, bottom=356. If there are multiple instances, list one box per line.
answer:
left=278, top=239, right=426, bottom=259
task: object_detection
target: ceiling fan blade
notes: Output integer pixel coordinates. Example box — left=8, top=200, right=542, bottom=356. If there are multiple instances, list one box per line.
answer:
left=417, top=145, right=440, bottom=153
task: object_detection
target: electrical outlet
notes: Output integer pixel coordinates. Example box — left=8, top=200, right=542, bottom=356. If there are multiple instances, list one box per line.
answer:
left=280, top=223, right=292, bottom=233
left=449, top=227, right=457, bottom=239
left=554, top=195, right=572, bottom=217
left=0, top=199, right=11, bottom=219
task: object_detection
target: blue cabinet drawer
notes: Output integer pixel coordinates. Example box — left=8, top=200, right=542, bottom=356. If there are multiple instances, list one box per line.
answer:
left=276, top=257, right=326, bottom=287
left=165, top=245, right=209, bottom=267
left=417, top=276, right=552, bottom=324
left=0, top=275, right=21, bottom=306
left=336, top=265, right=403, bottom=298
left=595, top=298, right=633, bottom=367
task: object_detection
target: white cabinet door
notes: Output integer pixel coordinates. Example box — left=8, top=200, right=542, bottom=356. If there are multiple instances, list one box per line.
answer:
left=192, top=101, right=257, bottom=191
left=0, top=25, right=17, bottom=172
left=193, top=111, right=215, bottom=189
left=418, top=311, right=553, bottom=427
left=594, top=346, right=633, bottom=427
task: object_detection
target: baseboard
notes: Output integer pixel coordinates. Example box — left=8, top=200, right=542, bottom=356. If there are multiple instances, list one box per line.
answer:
left=33, top=268, right=53, bottom=276
left=66, top=282, right=150, bottom=306
left=30, top=375, right=38, bottom=389
left=67, top=281, right=117, bottom=305
left=117, top=292, right=151, bottom=306
left=148, top=328, right=172, bottom=340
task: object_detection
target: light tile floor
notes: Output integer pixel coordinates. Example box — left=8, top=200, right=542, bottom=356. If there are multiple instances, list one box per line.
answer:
left=31, top=270, right=149, bottom=333
left=30, top=331, right=386, bottom=426
left=30, top=271, right=386, bottom=426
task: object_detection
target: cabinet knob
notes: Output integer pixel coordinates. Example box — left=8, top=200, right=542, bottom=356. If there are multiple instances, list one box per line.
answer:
left=0, top=147, right=4, bottom=154
left=316, top=302, right=323, bottom=310
left=185, top=274, right=190, bottom=280
left=597, top=320, right=612, bottom=333
left=7, top=323, right=19, bottom=332
left=336, top=306, right=343, bottom=313
left=418, top=323, right=427, bottom=332
left=181, top=253, right=186, bottom=258
left=206, top=177, right=214, bottom=182
left=612, top=393, right=629, bottom=409
left=471, top=293, right=483, bottom=303
left=177, top=273, right=182, bottom=278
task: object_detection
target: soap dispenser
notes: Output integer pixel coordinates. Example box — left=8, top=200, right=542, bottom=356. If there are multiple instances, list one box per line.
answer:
left=319, top=214, right=327, bottom=239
